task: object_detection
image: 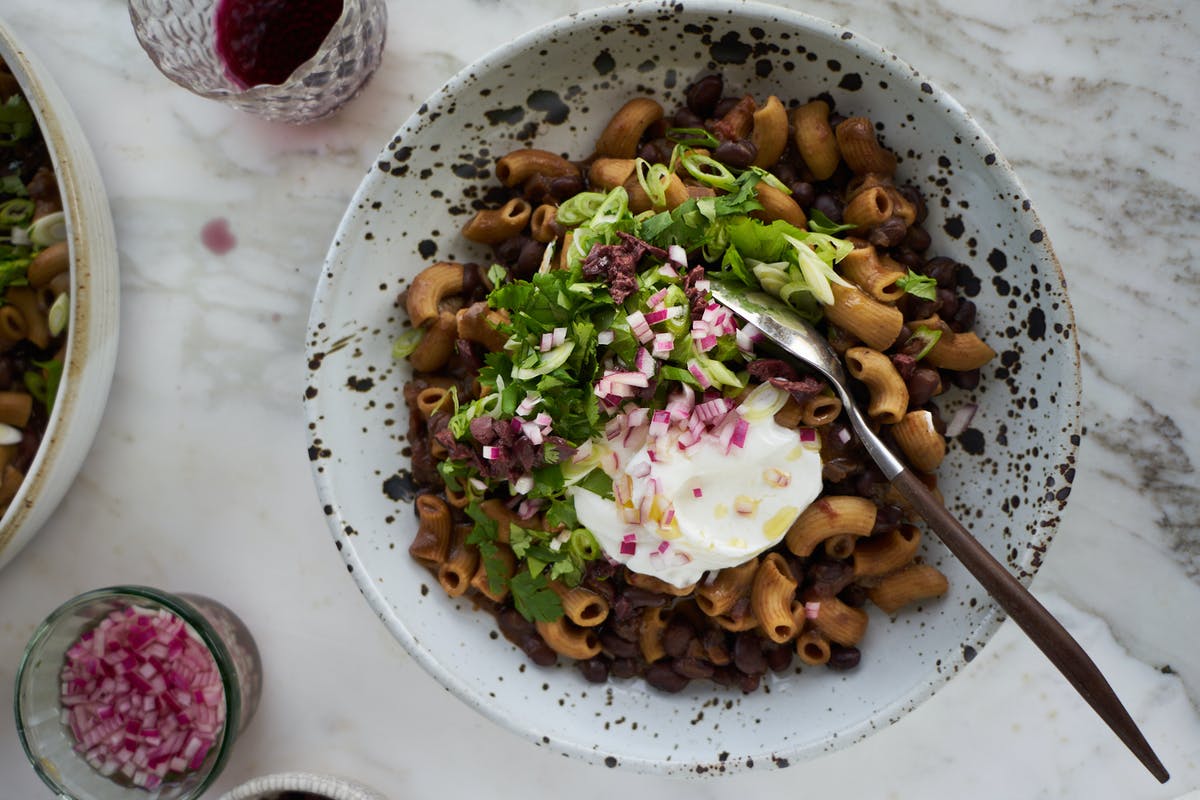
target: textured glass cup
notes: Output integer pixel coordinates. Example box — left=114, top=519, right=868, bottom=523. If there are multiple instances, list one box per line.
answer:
left=128, top=0, right=387, bottom=123
left=15, top=586, right=263, bottom=800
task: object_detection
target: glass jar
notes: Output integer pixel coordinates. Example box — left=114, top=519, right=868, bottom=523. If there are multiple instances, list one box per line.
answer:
left=14, top=586, right=263, bottom=800
left=127, top=0, right=388, bottom=123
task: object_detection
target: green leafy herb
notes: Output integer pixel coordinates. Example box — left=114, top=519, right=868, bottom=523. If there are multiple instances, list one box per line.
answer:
left=0, top=95, right=35, bottom=146
left=23, top=358, right=62, bottom=413
left=807, top=208, right=857, bottom=236
left=509, top=571, right=562, bottom=622
left=896, top=270, right=939, bottom=301
left=666, top=127, right=720, bottom=148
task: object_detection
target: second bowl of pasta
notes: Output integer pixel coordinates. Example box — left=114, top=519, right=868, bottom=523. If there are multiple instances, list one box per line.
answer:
left=305, top=0, right=1080, bottom=774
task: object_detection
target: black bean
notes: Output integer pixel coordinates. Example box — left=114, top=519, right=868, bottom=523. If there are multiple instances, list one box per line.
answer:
left=733, top=632, right=767, bottom=675
left=673, top=108, right=704, bottom=130
left=736, top=670, right=762, bottom=693
left=610, top=658, right=639, bottom=679
left=673, top=656, right=715, bottom=680
left=772, top=162, right=797, bottom=185
left=587, top=559, right=616, bottom=582
left=903, top=224, right=932, bottom=252
left=492, top=234, right=527, bottom=268
left=868, top=216, right=908, bottom=248
left=905, top=297, right=938, bottom=321
left=620, top=585, right=670, bottom=610
left=713, top=139, right=757, bottom=169
left=645, top=661, right=690, bottom=693
left=948, top=367, right=981, bottom=391
left=936, top=288, right=959, bottom=319
left=701, top=628, right=731, bottom=666
left=637, top=138, right=673, bottom=165
left=839, top=584, right=869, bottom=608
left=789, top=181, right=816, bottom=209
left=686, top=75, right=724, bottom=117
left=950, top=298, right=977, bottom=332
left=514, top=239, right=545, bottom=278
left=828, top=111, right=847, bottom=129
left=898, top=185, right=927, bottom=223
left=827, top=645, right=862, bottom=671
left=663, top=619, right=694, bottom=659
left=582, top=575, right=615, bottom=605
left=712, top=95, right=741, bottom=119
left=807, top=560, right=855, bottom=598
left=908, top=368, right=940, bottom=408
left=579, top=657, right=610, bottom=683
left=764, top=641, right=794, bottom=673
left=893, top=247, right=923, bottom=270
left=922, top=256, right=959, bottom=289
left=496, top=607, right=534, bottom=644
left=521, top=634, right=558, bottom=667
left=600, top=630, right=641, bottom=659
left=852, top=466, right=883, bottom=498
left=547, top=173, right=584, bottom=202
left=607, top=612, right=641, bottom=642
left=812, top=193, right=843, bottom=223
left=871, top=504, right=904, bottom=535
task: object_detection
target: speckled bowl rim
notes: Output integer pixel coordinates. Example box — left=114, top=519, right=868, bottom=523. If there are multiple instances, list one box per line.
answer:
left=219, top=771, right=387, bottom=800
left=0, top=18, right=120, bottom=571
left=307, top=0, right=1080, bottom=775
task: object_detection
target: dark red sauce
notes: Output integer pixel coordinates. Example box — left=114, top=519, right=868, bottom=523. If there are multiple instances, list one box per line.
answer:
left=214, top=0, right=344, bottom=88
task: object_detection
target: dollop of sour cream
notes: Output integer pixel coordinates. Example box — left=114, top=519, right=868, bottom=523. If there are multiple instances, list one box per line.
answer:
left=570, top=384, right=823, bottom=588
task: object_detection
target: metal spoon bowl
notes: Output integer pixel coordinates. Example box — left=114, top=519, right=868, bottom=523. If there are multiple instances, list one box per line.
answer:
left=710, top=281, right=1168, bottom=784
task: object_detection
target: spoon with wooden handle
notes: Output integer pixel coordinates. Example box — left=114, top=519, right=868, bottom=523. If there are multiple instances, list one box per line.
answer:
left=709, top=281, right=1169, bottom=783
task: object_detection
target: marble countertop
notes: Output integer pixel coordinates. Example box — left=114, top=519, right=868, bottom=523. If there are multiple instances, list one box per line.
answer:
left=1, top=0, right=1197, bottom=797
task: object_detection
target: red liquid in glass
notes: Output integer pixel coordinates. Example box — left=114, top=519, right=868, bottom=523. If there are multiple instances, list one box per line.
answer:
left=214, top=0, right=344, bottom=88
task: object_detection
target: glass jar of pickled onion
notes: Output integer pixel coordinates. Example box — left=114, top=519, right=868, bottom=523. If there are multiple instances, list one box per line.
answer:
left=15, top=586, right=262, bottom=799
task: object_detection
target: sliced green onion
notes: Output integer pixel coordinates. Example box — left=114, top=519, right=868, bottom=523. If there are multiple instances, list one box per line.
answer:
left=47, top=292, right=68, bottom=336
left=748, top=166, right=790, bottom=195
left=555, top=191, right=608, bottom=227
left=0, top=198, right=34, bottom=226
left=392, top=327, right=425, bottom=359
left=29, top=211, right=67, bottom=248
left=679, top=151, right=739, bottom=192
left=666, top=127, right=720, bottom=148
left=634, top=158, right=671, bottom=208
left=908, top=326, right=944, bottom=360
left=512, top=340, right=575, bottom=379
left=589, top=186, right=629, bottom=228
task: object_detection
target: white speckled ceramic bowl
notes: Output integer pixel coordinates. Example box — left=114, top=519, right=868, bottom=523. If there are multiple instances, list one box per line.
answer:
left=0, top=19, right=120, bottom=572
left=305, top=0, right=1080, bottom=775
left=219, top=772, right=388, bottom=800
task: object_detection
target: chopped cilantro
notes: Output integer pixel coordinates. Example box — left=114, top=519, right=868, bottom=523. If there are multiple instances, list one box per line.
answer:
left=807, top=208, right=857, bottom=236
left=509, top=571, right=562, bottom=622
left=896, top=270, right=939, bottom=301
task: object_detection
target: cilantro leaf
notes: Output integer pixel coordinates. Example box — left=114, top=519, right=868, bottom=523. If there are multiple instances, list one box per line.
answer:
left=509, top=571, right=562, bottom=622
left=896, top=270, right=939, bottom=301
left=808, top=208, right=857, bottom=236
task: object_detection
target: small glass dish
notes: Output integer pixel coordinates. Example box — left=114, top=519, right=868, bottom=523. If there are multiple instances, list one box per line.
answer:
left=15, top=586, right=263, bottom=800
left=127, top=0, right=387, bottom=124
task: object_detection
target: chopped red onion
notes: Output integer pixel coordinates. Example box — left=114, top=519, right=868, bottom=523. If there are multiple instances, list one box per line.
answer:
left=552, top=326, right=567, bottom=347
left=539, top=332, right=553, bottom=352
left=668, top=244, right=687, bottom=267
left=481, top=445, right=502, bottom=460
left=657, top=264, right=679, bottom=279
left=692, top=487, right=703, bottom=498
left=635, top=347, right=656, bottom=377
left=626, top=311, right=653, bottom=343
left=58, top=606, right=225, bottom=790
left=597, top=330, right=615, bottom=345
left=620, top=539, right=637, bottom=556
left=686, top=359, right=711, bottom=389
left=647, top=287, right=670, bottom=307
left=798, top=427, right=818, bottom=443
left=804, top=601, right=821, bottom=620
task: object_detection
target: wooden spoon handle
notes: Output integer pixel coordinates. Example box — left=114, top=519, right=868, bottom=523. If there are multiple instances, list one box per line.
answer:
left=890, top=469, right=1168, bottom=783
